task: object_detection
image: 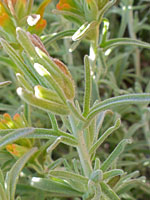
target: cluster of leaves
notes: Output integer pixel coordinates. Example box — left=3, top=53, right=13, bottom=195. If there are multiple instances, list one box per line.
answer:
left=0, top=0, right=150, bottom=200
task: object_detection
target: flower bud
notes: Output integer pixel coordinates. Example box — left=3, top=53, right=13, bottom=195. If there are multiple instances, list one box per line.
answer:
left=16, top=28, right=75, bottom=101
left=17, top=87, right=70, bottom=115
left=34, top=85, right=63, bottom=104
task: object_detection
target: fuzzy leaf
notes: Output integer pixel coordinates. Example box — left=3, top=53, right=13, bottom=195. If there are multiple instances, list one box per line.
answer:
left=101, top=38, right=150, bottom=50
left=5, top=147, right=37, bottom=200
left=0, top=128, right=34, bottom=150
left=50, top=170, right=88, bottom=184
left=30, top=177, right=83, bottom=197
left=86, top=93, right=150, bottom=125
left=100, top=139, right=132, bottom=172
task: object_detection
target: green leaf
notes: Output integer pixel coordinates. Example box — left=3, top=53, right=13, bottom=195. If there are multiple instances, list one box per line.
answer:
left=101, top=38, right=150, bottom=50
left=91, top=183, right=101, bottom=200
left=86, top=93, right=150, bottom=125
left=89, top=118, right=121, bottom=155
left=0, top=183, right=7, bottom=200
left=0, top=56, right=17, bottom=70
left=103, top=169, right=124, bottom=180
left=16, top=73, right=33, bottom=92
left=0, top=38, right=38, bottom=86
left=46, top=136, right=78, bottom=153
left=0, top=104, right=17, bottom=111
left=50, top=170, right=88, bottom=185
left=47, top=158, right=64, bottom=170
left=83, top=55, right=92, bottom=117
left=52, top=9, right=85, bottom=25
left=42, top=30, right=76, bottom=47
left=48, top=113, right=58, bottom=131
left=0, top=128, right=34, bottom=150
left=30, top=177, right=83, bottom=197
left=107, top=176, right=121, bottom=188
left=5, top=147, right=37, bottom=200
left=0, top=169, right=4, bottom=187
left=0, top=128, right=76, bottom=141
left=116, top=179, right=146, bottom=195
left=100, top=139, right=132, bottom=172
left=100, top=182, right=120, bottom=200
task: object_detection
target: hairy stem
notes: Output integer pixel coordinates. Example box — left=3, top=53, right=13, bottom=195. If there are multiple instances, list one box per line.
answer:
left=69, top=115, right=92, bottom=177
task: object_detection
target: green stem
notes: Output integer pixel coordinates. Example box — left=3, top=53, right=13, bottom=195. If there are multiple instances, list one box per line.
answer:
left=128, top=0, right=141, bottom=77
left=69, top=115, right=92, bottom=177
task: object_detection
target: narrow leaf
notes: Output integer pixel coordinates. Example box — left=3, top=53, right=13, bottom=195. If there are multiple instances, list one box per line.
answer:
left=0, top=38, right=37, bottom=86
left=0, top=128, right=34, bottom=149
left=103, top=169, right=124, bottom=180
left=0, top=128, right=76, bottom=140
left=50, top=170, right=88, bottom=184
left=6, top=147, right=37, bottom=200
left=101, top=38, right=150, bottom=50
left=89, top=119, right=121, bottom=155
left=83, top=55, right=92, bottom=117
left=86, top=93, right=150, bottom=125
left=42, top=30, right=76, bottom=46
left=30, top=177, right=83, bottom=197
left=100, top=182, right=120, bottom=200
left=100, top=139, right=132, bottom=172
left=0, top=183, right=7, bottom=200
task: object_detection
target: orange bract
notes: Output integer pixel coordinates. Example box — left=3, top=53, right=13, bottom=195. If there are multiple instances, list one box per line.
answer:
left=0, top=12, right=9, bottom=26
left=56, top=3, right=71, bottom=10
left=6, top=144, right=19, bottom=156
left=3, top=113, right=11, bottom=119
left=0, top=2, right=11, bottom=26
left=56, top=0, right=74, bottom=11
left=13, top=113, right=21, bottom=120
left=35, top=19, right=47, bottom=30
